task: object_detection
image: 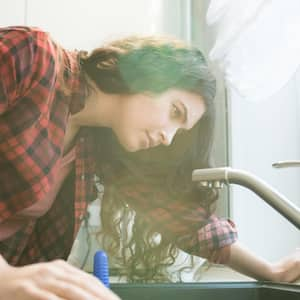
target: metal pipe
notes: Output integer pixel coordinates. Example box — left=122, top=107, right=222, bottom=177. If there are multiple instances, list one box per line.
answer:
left=272, top=160, right=300, bottom=168
left=192, top=167, right=300, bottom=230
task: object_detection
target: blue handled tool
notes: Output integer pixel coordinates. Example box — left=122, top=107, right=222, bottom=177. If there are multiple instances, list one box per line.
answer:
left=93, top=250, right=110, bottom=288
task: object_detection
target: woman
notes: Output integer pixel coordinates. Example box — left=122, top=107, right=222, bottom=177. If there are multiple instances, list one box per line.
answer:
left=0, top=26, right=299, bottom=299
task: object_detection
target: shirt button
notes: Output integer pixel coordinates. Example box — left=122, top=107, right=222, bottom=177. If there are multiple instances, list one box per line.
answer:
left=81, top=174, right=85, bottom=180
left=80, top=137, right=85, bottom=143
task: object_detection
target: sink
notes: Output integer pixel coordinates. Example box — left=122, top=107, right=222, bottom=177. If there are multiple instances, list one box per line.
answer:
left=111, top=282, right=300, bottom=300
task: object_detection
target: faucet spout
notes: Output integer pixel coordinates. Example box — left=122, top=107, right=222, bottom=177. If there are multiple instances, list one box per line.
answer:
left=272, top=160, right=300, bottom=168
left=192, top=167, right=300, bottom=230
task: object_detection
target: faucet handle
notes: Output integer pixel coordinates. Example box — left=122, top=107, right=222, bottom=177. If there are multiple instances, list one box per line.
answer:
left=272, top=160, right=300, bottom=168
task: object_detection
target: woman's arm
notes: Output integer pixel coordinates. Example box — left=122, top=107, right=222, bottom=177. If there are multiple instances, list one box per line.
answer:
left=0, top=26, right=62, bottom=223
left=227, top=241, right=300, bottom=283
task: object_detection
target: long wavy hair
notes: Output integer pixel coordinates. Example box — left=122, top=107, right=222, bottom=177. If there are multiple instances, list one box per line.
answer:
left=79, top=36, right=217, bottom=282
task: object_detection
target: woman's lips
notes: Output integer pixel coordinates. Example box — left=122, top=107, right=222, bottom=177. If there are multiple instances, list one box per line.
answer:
left=146, top=131, right=157, bottom=148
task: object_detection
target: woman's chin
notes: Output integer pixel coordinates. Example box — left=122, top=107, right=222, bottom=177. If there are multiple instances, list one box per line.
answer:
left=120, top=140, right=139, bottom=152
left=118, top=134, right=150, bottom=152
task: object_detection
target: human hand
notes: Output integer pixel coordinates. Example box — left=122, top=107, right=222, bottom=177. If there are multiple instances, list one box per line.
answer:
left=271, top=248, right=300, bottom=283
left=0, top=255, right=121, bottom=300
left=227, top=241, right=300, bottom=283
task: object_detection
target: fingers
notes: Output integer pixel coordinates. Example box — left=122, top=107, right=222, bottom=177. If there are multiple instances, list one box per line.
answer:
left=14, top=281, right=66, bottom=300
left=273, top=249, right=300, bottom=282
left=61, top=264, right=120, bottom=300
left=37, top=278, right=112, bottom=300
left=0, top=254, right=8, bottom=270
left=33, top=260, right=120, bottom=300
left=37, top=278, right=98, bottom=300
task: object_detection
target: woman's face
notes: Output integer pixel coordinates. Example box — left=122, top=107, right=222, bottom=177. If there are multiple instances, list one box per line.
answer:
left=113, top=89, right=206, bottom=152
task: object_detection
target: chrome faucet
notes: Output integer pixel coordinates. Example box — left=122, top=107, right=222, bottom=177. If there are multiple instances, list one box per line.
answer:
left=192, top=167, right=300, bottom=230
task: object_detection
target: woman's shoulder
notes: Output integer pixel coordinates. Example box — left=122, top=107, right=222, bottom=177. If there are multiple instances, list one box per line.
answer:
left=0, top=25, right=64, bottom=106
left=0, top=25, right=52, bottom=42
left=1, top=25, right=42, bottom=32
left=0, top=25, right=61, bottom=66
left=0, top=25, right=60, bottom=57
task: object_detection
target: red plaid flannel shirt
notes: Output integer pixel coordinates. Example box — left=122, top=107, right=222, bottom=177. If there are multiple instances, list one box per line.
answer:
left=0, top=26, right=237, bottom=266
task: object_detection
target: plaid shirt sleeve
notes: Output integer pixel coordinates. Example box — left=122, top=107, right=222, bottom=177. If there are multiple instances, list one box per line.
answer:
left=114, top=180, right=238, bottom=260
left=0, top=26, right=64, bottom=223
left=0, top=26, right=57, bottom=114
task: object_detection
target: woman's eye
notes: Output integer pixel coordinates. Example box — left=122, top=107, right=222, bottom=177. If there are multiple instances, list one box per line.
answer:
left=171, top=104, right=182, bottom=119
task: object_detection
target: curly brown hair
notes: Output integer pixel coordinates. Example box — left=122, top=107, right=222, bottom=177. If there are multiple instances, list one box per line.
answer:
left=79, top=35, right=217, bottom=282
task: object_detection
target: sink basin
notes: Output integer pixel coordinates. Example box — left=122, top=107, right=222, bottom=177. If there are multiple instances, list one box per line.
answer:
left=111, top=282, right=300, bottom=300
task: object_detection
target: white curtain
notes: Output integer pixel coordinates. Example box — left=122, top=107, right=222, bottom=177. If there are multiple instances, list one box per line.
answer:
left=206, top=0, right=300, bottom=102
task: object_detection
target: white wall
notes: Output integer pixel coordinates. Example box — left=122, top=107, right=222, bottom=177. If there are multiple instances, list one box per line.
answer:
left=0, top=0, right=26, bottom=25
left=229, top=68, right=300, bottom=261
left=3, top=0, right=168, bottom=50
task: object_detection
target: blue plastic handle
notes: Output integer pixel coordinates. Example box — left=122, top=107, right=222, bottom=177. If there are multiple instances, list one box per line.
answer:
left=93, top=250, right=110, bottom=288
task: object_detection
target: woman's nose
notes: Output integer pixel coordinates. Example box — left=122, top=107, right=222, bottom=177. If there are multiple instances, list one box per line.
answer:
left=160, top=128, right=177, bottom=146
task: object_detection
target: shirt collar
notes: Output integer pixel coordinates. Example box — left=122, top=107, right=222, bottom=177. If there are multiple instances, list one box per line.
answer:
left=63, top=51, right=89, bottom=115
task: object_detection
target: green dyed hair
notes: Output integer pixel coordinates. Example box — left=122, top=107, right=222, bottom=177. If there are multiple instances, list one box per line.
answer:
left=80, top=36, right=215, bottom=110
